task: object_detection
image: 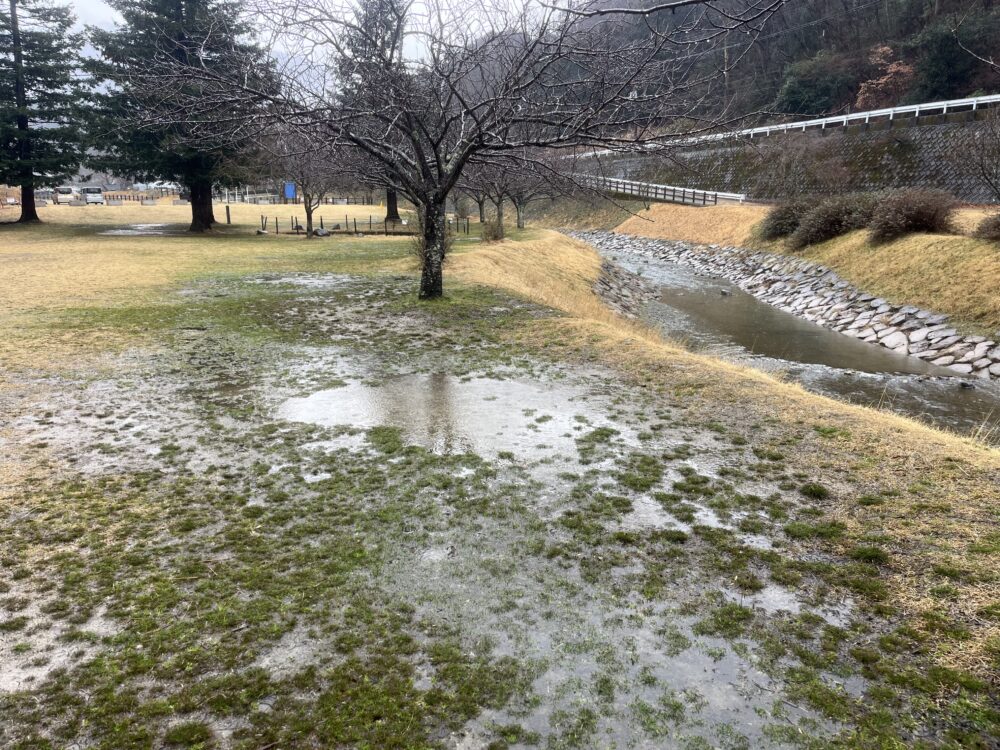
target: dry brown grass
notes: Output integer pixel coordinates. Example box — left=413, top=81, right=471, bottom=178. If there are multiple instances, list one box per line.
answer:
left=615, top=202, right=767, bottom=246
left=794, top=231, right=1000, bottom=334
left=0, top=203, right=412, bottom=370
left=532, top=196, right=650, bottom=230
left=615, top=202, right=1000, bottom=334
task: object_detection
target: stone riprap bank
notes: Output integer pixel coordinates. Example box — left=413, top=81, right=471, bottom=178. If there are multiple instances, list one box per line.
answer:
left=577, top=231, right=1000, bottom=381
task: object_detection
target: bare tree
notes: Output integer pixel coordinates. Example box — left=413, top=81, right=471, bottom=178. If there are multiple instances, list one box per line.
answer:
left=506, top=153, right=575, bottom=229
left=462, top=152, right=574, bottom=233
left=460, top=160, right=515, bottom=238
left=268, top=130, right=353, bottom=238
left=124, top=0, right=787, bottom=298
left=461, top=180, right=490, bottom=225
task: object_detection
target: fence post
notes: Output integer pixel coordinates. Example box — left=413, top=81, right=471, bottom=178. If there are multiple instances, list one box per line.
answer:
left=226, top=205, right=231, bottom=224
left=275, top=217, right=279, bottom=234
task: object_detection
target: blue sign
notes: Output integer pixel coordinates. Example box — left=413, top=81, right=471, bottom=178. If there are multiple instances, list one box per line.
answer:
left=283, top=181, right=296, bottom=200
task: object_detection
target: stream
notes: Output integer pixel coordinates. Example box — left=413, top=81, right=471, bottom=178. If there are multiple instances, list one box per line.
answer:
left=602, top=243, right=1000, bottom=442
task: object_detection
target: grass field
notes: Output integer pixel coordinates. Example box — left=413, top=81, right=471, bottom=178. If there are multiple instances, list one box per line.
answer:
left=1, top=206, right=998, bottom=749
left=615, top=202, right=1000, bottom=335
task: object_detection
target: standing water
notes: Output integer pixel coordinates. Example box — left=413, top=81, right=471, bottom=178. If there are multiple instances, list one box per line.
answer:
left=600, top=239, right=1000, bottom=442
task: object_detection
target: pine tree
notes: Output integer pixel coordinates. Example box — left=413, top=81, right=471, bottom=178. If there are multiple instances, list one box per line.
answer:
left=0, top=0, right=86, bottom=223
left=89, top=0, right=267, bottom=232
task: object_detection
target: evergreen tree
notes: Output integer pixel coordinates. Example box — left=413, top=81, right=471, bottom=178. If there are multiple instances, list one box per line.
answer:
left=89, top=0, right=268, bottom=232
left=0, top=0, right=86, bottom=223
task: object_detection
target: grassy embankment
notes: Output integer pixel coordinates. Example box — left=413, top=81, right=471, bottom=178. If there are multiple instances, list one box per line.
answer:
left=614, top=202, right=1000, bottom=336
left=1, top=203, right=998, bottom=747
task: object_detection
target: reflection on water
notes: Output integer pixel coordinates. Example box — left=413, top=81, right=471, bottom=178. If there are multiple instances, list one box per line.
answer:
left=99, top=223, right=180, bottom=236
left=278, top=374, right=619, bottom=460
left=611, top=250, right=1000, bottom=441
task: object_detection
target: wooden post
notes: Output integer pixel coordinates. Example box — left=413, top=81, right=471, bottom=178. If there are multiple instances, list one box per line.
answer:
left=226, top=205, right=231, bottom=224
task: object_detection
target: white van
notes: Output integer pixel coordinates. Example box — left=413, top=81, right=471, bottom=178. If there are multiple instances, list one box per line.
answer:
left=54, top=186, right=77, bottom=204
left=80, top=187, right=104, bottom=205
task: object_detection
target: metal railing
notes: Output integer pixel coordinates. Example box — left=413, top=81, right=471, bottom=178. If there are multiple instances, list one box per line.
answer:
left=582, top=93, right=1000, bottom=158
left=577, top=174, right=745, bottom=205
left=698, top=93, right=1000, bottom=142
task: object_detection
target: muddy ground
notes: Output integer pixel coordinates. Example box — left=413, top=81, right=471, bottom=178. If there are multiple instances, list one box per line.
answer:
left=1, top=243, right=998, bottom=749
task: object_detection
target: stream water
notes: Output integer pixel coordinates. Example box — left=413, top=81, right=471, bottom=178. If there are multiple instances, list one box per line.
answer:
left=606, top=246, right=1000, bottom=442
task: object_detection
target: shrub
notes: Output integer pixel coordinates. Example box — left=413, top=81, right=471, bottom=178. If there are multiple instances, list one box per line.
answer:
left=868, top=189, right=957, bottom=243
left=973, top=212, right=1000, bottom=242
left=759, top=200, right=812, bottom=240
left=788, top=193, right=879, bottom=250
left=480, top=220, right=504, bottom=243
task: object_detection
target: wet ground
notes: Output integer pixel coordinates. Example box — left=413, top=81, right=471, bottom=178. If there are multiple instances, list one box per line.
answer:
left=603, top=244, right=1000, bottom=442
left=98, top=223, right=183, bottom=236
left=1, top=270, right=995, bottom=749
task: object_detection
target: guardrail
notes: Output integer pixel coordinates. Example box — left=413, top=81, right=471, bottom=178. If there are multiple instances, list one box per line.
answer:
left=581, top=93, right=1000, bottom=159
left=701, top=92, right=1000, bottom=142
left=577, top=174, right=745, bottom=205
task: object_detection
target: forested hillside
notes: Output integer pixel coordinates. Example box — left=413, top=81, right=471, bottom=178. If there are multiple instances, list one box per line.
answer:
left=622, top=0, right=1000, bottom=121
left=756, top=0, right=999, bottom=115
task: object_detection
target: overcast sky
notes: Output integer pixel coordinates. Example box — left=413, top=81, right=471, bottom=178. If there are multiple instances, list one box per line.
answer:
left=73, top=0, right=120, bottom=30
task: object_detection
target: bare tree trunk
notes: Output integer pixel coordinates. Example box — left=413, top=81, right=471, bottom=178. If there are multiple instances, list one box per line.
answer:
left=476, top=198, right=486, bottom=223
left=385, top=188, right=401, bottom=222
left=188, top=178, right=215, bottom=232
left=10, top=0, right=39, bottom=224
left=493, top=198, right=505, bottom=239
left=419, top=200, right=447, bottom=299
left=304, top=198, right=315, bottom=238
left=515, top=200, right=525, bottom=229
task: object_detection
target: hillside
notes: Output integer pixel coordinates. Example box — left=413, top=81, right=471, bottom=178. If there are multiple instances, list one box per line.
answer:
left=624, top=0, right=1000, bottom=122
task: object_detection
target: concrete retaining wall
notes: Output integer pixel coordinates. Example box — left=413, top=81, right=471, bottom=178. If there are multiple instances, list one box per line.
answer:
left=600, top=116, right=1000, bottom=203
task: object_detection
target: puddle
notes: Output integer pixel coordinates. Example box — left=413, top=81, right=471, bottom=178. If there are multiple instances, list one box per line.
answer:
left=0, top=599, right=119, bottom=694
left=253, top=274, right=355, bottom=290
left=278, top=373, right=617, bottom=462
left=621, top=495, right=685, bottom=531
left=600, top=242, right=1000, bottom=441
left=723, top=586, right=855, bottom=627
left=99, top=223, right=182, bottom=236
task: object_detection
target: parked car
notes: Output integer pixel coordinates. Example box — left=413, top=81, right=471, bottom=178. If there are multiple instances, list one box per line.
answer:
left=54, top=186, right=78, bottom=204
left=81, top=187, right=105, bottom=205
